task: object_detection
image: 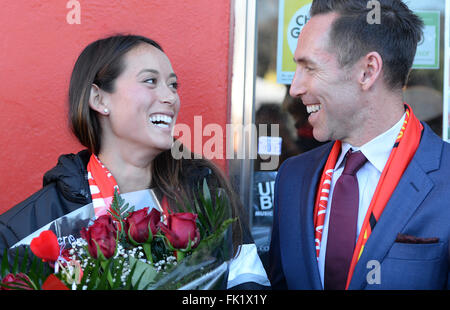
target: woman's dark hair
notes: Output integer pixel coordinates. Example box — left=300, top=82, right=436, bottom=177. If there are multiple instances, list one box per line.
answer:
left=68, top=34, right=245, bottom=253
left=310, top=0, right=424, bottom=90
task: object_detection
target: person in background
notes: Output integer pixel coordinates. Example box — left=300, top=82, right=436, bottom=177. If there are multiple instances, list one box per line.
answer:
left=269, top=0, right=449, bottom=289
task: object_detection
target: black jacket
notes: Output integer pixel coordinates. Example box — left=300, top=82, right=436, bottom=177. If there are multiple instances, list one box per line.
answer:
left=0, top=150, right=92, bottom=255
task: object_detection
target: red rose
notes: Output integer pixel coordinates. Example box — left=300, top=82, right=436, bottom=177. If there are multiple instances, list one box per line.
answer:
left=158, top=213, right=200, bottom=250
left=80, top=215, right=117, bottom=259
left=1, top=273, right=34, bottom=290
left=124, top=208, right=161, bottom=245
left=30, top=230, right=60, bottom=262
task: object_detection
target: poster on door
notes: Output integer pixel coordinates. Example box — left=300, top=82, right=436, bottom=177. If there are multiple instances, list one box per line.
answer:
left=251, top=171, right=277, bottom=258
left=413, top=11, right=440, bottom=69
left=276, top=0, right=313, bottom=84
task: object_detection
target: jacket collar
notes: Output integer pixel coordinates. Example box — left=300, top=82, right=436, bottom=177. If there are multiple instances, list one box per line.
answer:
left=43, top=149, right=91, bottom=204
left=298, top=142, right=334, bottom=289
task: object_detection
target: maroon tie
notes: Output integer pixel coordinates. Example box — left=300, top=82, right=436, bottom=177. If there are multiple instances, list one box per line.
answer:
left=324, top=149, right=367, bottom=290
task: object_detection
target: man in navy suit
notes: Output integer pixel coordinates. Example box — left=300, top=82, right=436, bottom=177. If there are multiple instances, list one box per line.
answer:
left=269, top=0, right=449, bottom=289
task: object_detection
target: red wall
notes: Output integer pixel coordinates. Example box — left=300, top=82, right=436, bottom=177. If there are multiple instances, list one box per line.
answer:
left=0, top=0, right=232, bottom=214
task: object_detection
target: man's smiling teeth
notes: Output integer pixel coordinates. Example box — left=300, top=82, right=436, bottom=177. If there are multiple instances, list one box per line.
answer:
left=149, top=114, right=173, bottom=128
left=306, top=104, right=321, bottom=114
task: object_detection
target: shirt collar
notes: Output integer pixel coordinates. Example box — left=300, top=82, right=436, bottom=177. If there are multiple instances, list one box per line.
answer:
left=335, top=112, right=406, bottom=173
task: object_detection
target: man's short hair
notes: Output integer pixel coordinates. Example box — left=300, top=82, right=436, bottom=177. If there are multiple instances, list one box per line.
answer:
left=310, top=0, right=424, bottom=90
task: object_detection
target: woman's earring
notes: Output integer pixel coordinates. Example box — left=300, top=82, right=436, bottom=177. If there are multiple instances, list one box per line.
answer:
left=103, top=108, right=109, bottom=114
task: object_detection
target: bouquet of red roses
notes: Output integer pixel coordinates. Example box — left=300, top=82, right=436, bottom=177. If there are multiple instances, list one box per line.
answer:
left=0, top=179, right=235, bottom=290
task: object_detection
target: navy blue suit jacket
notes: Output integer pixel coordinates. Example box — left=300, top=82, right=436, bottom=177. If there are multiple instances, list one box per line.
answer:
left=269, top=123, right=449, bottom=289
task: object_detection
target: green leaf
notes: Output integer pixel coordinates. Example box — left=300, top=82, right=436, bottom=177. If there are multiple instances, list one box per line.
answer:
left=112, top=258, right=126, bottom=289
left=196, top=217, right=236, bottom=251
left=1, top=248, right=9, bottom=278
left=37, top=259, right=45, bottom=284
left=110, top=188, right=135, bottom=220
left=202, top=178, right=212, bottom=204
left=188, top=178, right=234, bottom=240
left=129, top=257, right=158, bottom=290
left=200, top=194, right=215, bottom=227
left=98, top=260, right=113, bottom=289
left=27, top=255, right=38, bottom=284
left=195, top=197, right=213, bottom=231
left=87, top=261, right=101, bottom=290
left=124, top=259, right=138, bottom=289
left=11, top=247, right=19, bottom=274
left=19, top=248, right=29, bottom=273
left=78, top=260, right=92, bottom=289
left=108, top=212, right=122, bottom=223
left=193, top=198, right=211, bottom=235
left=213, top=192, right=229, bottom=230
left=77, top=257, right=100, bottom=290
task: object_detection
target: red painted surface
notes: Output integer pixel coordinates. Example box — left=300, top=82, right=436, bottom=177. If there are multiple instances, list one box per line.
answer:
left=0, top=1, right=232, bottom=214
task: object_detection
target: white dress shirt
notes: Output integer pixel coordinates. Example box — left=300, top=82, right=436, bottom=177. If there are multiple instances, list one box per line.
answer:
left=317, top=113, right=406, bottom=288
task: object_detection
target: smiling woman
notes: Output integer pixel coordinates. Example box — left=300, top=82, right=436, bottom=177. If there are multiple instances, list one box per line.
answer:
left=0, top=34, right=270, bottom=290
left=86, top=42, right=181, bottom=177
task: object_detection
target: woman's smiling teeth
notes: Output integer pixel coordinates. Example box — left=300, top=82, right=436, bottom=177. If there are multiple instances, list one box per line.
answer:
left=306, top=104, right=321, bottom=114
left=149, top=114, right=173, bottom=128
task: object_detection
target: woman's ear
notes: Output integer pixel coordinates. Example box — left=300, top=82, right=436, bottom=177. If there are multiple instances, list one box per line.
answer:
left=88, top=84, right=109, bottom=115
left=359, top=51, right=383, bottom=91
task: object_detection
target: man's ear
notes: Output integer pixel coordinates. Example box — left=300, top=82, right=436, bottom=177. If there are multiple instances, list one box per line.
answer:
left=88, top=84, right=109, bottom=115
left=358, top=51, right=383, bottom=91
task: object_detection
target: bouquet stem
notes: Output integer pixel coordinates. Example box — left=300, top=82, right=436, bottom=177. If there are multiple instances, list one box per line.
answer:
left=100, top=261, right=114, bottom=287
left=176, top=250, right=185, bottom=262
left=143, top=243, right=153, bottom=265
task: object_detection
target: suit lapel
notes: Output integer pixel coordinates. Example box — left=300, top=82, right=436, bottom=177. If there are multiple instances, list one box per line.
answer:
left=348, top=124, right=442, bottom=289
left=298, top=143, right=333, bottom=289
left=348, top=161, right=433, bottom=289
